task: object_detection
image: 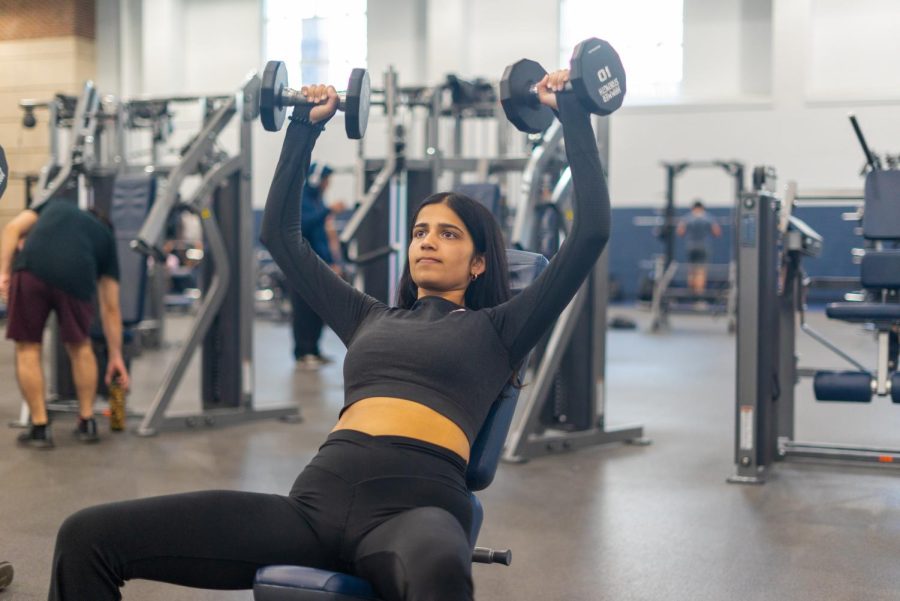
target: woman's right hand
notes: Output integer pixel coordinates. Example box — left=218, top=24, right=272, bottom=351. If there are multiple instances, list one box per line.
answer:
left=535, top=69, right=570, bottom=111
left=302, top=84, right=339, bottom=124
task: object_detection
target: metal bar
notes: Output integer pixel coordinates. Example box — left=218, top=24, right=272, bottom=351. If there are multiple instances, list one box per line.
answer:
left=503, top=285, right=586, bottom=461
left=512, top=425, right=645, bottom=460
left=34, top=81, right=99, bottom=208
left=145, top=406, right=299, bottom=433
left=650, top=260, right=678, bottom=331
left=511, top=122, right=563, bottom=250
left=849, top=114, right=880, bottom=172
left=798, top=319, right=868, bottom=372
left=133, top=96, right=237, bottom=258
left=340, top=68, right=398, bottom=250
left=782, top=440, right=900, bottom=464
left=877, top=331, right=890, bottom=395
left=136, top=170, right=235, bottom=436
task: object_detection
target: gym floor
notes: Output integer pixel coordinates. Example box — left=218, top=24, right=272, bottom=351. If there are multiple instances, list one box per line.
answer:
left=2, top=308, right=899, bottom=600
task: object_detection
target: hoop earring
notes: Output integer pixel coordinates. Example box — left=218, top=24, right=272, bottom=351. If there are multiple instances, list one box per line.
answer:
left=471, top=273, right=479, bottom=281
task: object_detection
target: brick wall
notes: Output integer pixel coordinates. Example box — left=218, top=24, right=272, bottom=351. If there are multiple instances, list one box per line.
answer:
left=0, top=0, right=95, bottom=41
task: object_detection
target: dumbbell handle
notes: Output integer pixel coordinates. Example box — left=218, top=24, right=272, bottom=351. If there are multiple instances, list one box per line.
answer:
left=528, top=81, right=573, bottom=97
left=279, top=87, right=349, bottom=112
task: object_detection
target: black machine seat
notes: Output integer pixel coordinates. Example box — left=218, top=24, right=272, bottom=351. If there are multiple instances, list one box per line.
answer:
left=825, top=302, right=900, bottom=323
left=813, top=145, right=900, bottom=405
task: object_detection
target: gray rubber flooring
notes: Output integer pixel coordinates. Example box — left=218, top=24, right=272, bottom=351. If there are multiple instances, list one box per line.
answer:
left=2, top=307, right=900, bottom=600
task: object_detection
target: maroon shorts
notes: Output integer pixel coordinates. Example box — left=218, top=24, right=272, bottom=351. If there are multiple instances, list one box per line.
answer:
left=5, top=270, right=94, bottom=344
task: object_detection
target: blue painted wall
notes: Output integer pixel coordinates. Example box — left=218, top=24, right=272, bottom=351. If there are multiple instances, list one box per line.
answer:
left=254, top=205, right=863, bottom=303
left=608, top=206, right=861, bottom=302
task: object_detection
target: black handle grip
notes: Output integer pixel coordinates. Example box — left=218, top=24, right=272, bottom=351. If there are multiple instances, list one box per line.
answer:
left=472, top=547, right=512, bottom=565
left=849, top=114, right=880, bottom=172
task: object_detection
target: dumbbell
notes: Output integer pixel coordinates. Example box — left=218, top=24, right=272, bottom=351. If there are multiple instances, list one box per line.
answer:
left=500, top=37, right=626, bottom=134
left=0, top=143, right=7, bottom=200
left=259, top=60, right=370, bottom=139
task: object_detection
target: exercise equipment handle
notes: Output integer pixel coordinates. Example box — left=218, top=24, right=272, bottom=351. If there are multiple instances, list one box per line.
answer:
left=849, top=113, right=880, bottom=172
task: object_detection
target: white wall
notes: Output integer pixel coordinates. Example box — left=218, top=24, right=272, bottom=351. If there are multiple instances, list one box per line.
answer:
left=182, top=0, right=261, bottom=96
left=808, top=0, right=900, bottom=101
left=611, top=0, right=900, bottom=208
left=95, top=0, right=120, bottom=92
left=100, top=0, right=900, bottom=210
left=142, top=0, right=186, bottom=96
left=683, top=0, right=743, bottom=99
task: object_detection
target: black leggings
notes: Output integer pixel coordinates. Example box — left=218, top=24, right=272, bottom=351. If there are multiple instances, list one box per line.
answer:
left=50, top=431, right=474, bottom=601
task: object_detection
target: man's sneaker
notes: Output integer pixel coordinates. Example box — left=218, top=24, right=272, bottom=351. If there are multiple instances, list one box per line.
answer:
left=17, top=423, right=54, bottom=449
left=74, top=417, right=100, bottom=443
left=0, top=561, right=13, bottom=591
left=296, top=354, right=326, bottom=371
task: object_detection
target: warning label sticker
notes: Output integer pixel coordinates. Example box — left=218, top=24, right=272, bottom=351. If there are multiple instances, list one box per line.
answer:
left=739, top=405, right=754, bottom=451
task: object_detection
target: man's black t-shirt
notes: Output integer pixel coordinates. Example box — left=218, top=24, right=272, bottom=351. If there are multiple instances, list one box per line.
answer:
left=13, top=200, right=119, bottom=300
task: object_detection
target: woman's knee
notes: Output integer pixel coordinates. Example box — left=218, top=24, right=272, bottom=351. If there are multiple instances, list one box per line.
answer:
left=356, top=507, right=474, bottom=600
left=56, top=504, right=114, bottom=553
left=394, top=508, right=473, bottom=598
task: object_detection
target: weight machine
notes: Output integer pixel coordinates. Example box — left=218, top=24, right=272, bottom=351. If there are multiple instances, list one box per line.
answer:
left=730, top=142, right=900, bottom=483
left=503, top=118, right=647, bottom=462
left=637, top=160, right=744, bottom=332
left=130, top=72, right=299, bottom=435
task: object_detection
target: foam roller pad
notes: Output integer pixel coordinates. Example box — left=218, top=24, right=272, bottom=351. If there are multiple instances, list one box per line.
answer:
left=814, top=371, right=873, bottom=403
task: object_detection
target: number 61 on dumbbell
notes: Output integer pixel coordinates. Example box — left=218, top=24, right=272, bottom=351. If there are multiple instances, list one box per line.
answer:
left=259, top=61, right=371, bottom=139
left=500, top=37, right=626, bottom=133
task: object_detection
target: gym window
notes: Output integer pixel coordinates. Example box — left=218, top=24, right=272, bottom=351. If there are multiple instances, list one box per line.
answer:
left=560, top=0, right=684, bottom=102
left=263, top=0, right=367, bottom=88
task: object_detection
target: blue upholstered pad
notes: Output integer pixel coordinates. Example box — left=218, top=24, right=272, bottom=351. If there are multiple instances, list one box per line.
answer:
left=254, top=566, right=377, bottom=601
left=826, top=303, right=900, bottom=322
left=466, top=250, right=547, bottom=492
left=893, top=373, right=900, bottom=404
left=455, top=183, right=502, bottom=221
left=861, top=250, right=900, bottom=289
left=110, top=173, right=155, bottom=325
left=863, top=171, right=900, bottom=240
left=813, top=371, right=873, bottom=403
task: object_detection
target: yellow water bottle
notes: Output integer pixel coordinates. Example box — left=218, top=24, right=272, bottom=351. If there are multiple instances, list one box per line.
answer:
left=108, top=377, right=126, bottom=431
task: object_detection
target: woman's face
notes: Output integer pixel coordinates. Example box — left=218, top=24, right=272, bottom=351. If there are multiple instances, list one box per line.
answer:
left=408, top=202, right=485, bottom=298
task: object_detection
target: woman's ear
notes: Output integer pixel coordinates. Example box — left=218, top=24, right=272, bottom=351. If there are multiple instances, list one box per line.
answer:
left=471, top=254, right=486, bottom=278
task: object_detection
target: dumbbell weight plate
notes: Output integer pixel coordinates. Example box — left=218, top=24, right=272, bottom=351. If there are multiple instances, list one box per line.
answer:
left=499, top=59, right=554, bottom=134
left=260, top=60, right=288, bottom=132
left=569, top=37, right=626, bottom=116
left=345, top=68, right=370, bottom=139
left=0, top=144, right=7, bottom=200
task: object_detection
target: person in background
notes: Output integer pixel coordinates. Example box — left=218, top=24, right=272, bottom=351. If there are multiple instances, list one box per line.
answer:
left=0, top=201, right=130, bottom=448
left=291, top=162, right=346, bottom=369
left=677, top=199, right=721, bottom=296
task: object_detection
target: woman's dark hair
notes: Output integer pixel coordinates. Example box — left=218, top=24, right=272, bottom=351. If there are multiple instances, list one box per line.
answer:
left=397, top=192, right=510, bottom=311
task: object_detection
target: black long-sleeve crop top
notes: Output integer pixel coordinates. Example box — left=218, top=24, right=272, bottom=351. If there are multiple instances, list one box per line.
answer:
left=259, top=93, right=610, bottom=444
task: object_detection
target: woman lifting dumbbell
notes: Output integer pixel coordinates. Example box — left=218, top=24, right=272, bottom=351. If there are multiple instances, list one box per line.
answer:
left=48, top=39, right=622, bottom=601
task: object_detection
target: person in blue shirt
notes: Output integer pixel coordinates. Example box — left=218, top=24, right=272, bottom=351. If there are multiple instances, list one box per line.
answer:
left=677, top=200, right=721, bottom=296
left=292, top=162, right=346, bottom=369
